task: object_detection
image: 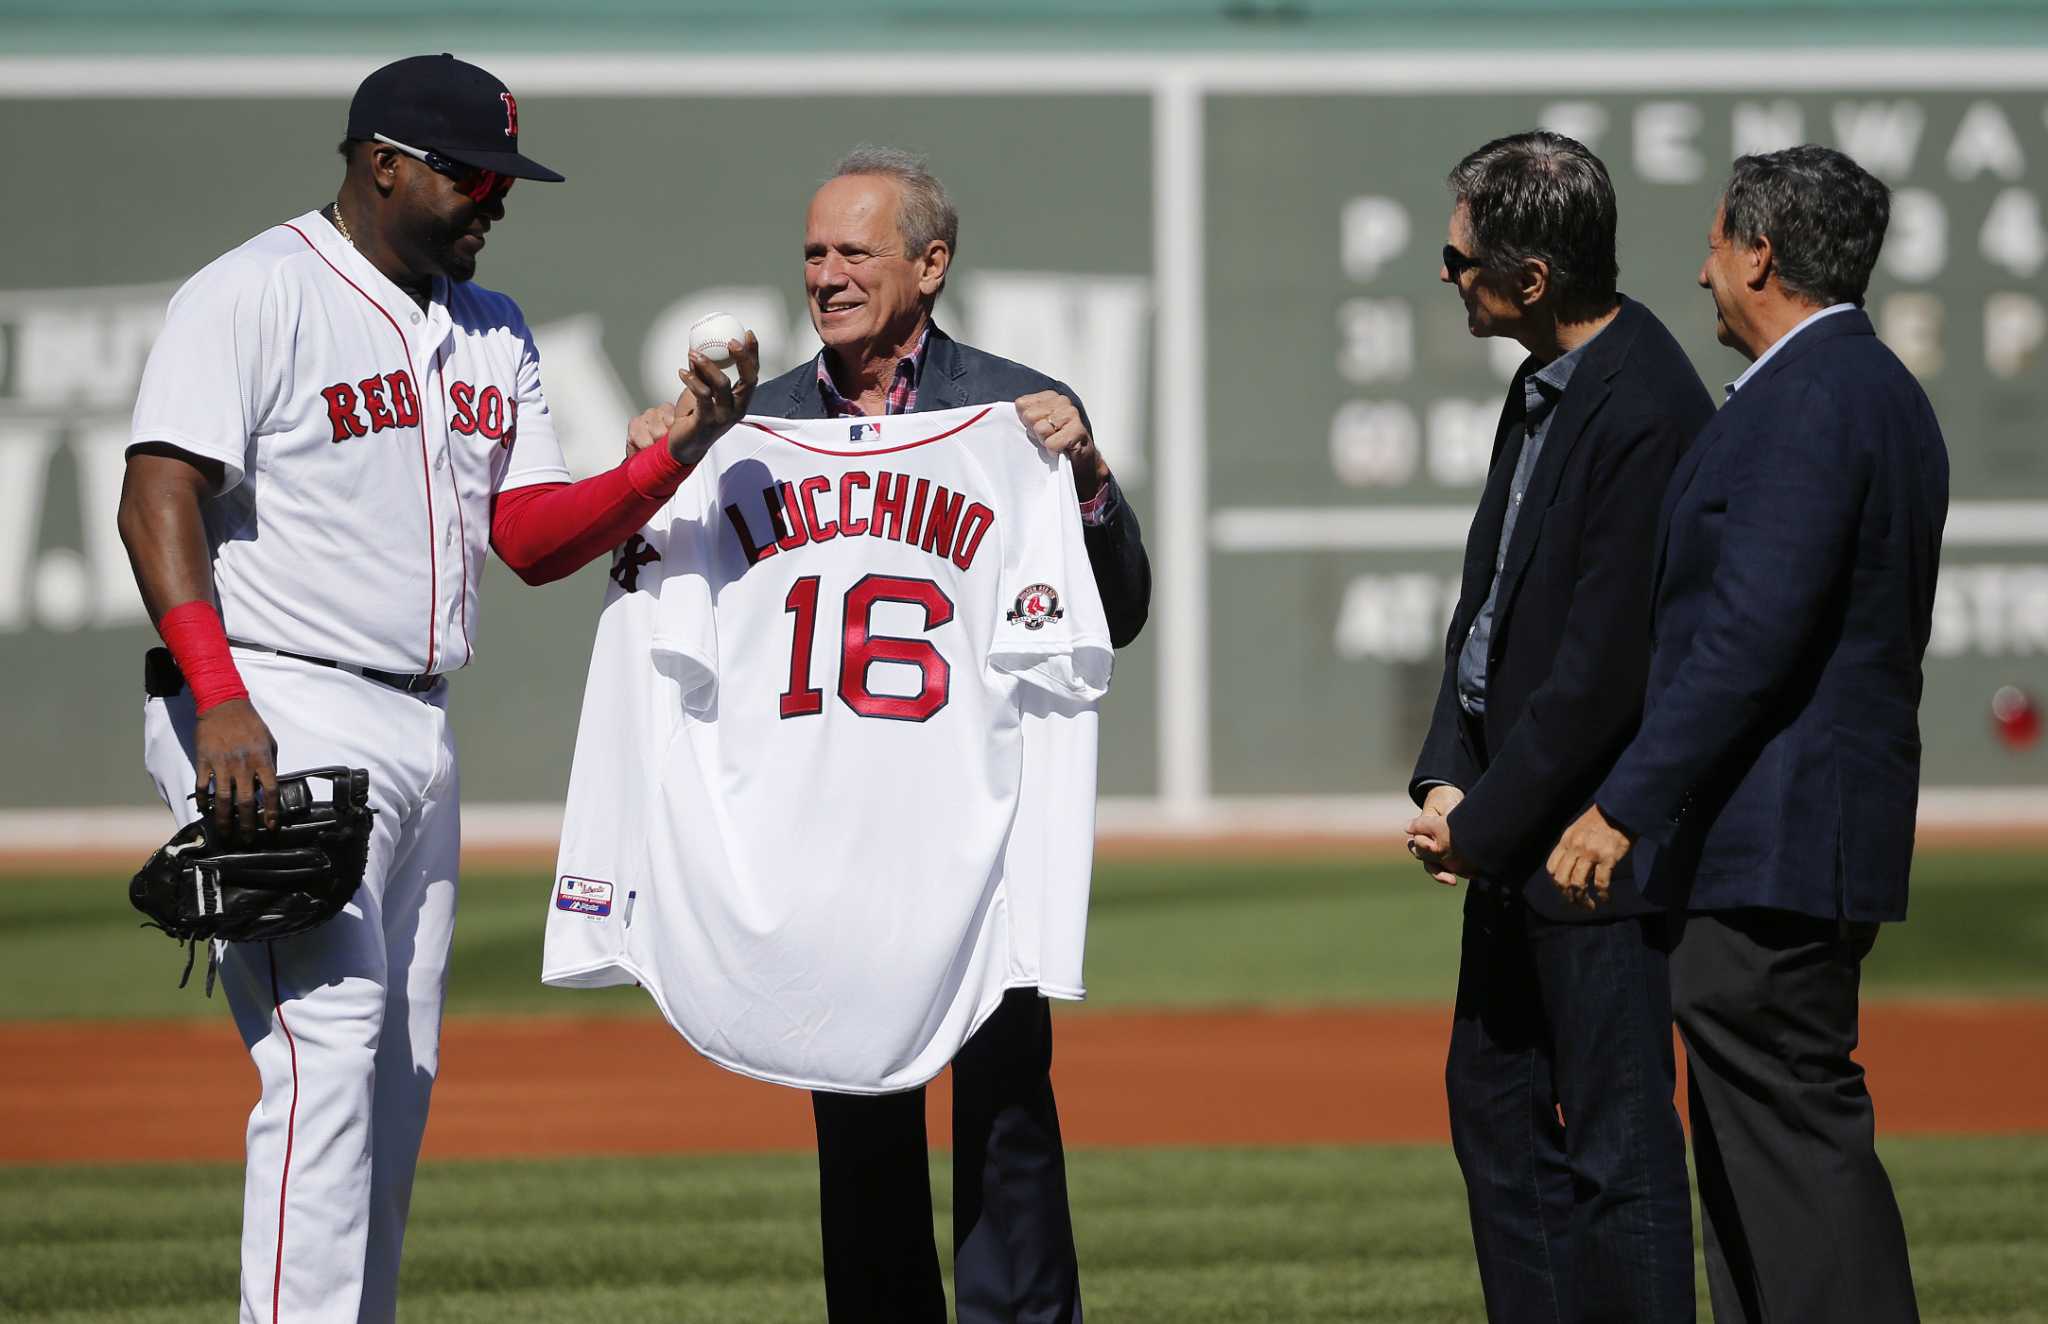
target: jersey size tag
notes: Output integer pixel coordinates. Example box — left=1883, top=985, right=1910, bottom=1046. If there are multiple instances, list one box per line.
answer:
left=555, top=876, right=615, bottom=918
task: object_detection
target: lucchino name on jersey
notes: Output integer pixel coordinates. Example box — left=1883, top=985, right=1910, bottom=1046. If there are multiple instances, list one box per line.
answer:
left=723, top=470, right=995, bottom=572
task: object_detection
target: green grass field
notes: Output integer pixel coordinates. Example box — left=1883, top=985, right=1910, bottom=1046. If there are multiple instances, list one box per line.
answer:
left=6, top=847, right=2048, bottom=1021
left=3, top=847, right=2044, bottom=1321
left=3, top=1140, right=2045, bottom=1322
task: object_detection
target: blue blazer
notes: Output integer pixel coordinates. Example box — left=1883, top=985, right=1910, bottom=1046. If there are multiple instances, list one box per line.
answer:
left=755, top=324, right=1151, bottom=648
left=1597, top=309, right=1949, bottom=922
left=1410, top=297, right=1712, bottom=921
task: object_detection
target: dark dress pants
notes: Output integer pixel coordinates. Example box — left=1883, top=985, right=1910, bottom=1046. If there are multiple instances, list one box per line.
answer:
left=811, top=987, right=1082, bottom=1324
left=1672, top=910, right=1919, bottom=1324
left=1447, top=882, right=1695, bottom=1323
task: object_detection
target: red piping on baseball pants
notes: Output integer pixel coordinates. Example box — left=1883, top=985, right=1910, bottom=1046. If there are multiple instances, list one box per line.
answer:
left=268, top=945, right=299, bottom=1324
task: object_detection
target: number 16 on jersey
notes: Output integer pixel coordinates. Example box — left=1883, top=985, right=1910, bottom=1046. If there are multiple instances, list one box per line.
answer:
left=781, top=573, right=955, bottom=723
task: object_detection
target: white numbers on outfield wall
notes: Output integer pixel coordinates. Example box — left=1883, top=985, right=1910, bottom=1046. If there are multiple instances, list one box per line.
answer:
left=1328, top=398, right=1496, bottom=490
left=1886, top=188, right=1949, bottom=283
left=1529, top=98, right=2023, bottom=179
left=1980, top=189, right=2048, bottom=278
left=1337, top=299, right=1414, bottom=384
left=1295, top=91, right=2048, bottom=677
left=1423, top=401, right=1496, bottom=486
left=1730, top=100, right=1804, bottom=157
left=1327, top=91, right=2048, bottom=486
left=1879, top=294, right=1945, bottom=379
left=1947, top=102, right=2027, bottom=181
left=1328, top=402, right=1418, bottom=487
left=1326, top=98, right=2048, bottom=503
left=1634, top=102, right=1707, bottom=184
left=1830, top=101, right=1926, bottom=177
left=1986, top=293, right=2047, bottom=378
left=1329, top=568, right=2048, bottom=665
left=1340, top=196, right=1409, bottom=282
left=1334, top=574, right=1463, bottom=662
left=1930, top=567, right=2048, bottom=657
left=1538, top=102, right=1609, bottom=154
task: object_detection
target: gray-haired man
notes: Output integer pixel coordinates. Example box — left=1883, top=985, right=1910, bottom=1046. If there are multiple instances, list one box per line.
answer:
left=1405, top=131, right=1708, bottom=1322
left=1551, top=143, right=1938, bottom=1324
left=631, top=146, right=1150, bottom=1324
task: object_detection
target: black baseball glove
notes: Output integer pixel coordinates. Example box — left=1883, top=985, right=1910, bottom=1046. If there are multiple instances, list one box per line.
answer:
left=131, top=766, right=375, bottom=993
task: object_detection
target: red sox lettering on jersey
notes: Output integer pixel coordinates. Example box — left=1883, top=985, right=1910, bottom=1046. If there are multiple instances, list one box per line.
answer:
left=321, top=371, right=421, bottom=441
left=129, top=212, right=568, bottom=676
left=321, top=372, right=517, bottom=445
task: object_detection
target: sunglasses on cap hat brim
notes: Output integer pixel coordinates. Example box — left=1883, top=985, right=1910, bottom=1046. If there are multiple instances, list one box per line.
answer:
left=373, top=133, right=514, bottom=205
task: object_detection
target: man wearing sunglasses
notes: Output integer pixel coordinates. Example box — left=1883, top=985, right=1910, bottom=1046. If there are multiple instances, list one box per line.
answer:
left=1401, top=132, right=1712, bottom=1322
left=118, top=54, right=756, bottom=1324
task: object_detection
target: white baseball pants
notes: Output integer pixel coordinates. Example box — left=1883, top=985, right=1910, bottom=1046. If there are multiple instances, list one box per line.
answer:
left=143, top=649, right=460, bottom=1324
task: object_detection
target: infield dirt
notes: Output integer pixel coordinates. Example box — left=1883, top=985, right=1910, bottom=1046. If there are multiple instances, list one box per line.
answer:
left=4, top=1001, right=2043, bottom=1164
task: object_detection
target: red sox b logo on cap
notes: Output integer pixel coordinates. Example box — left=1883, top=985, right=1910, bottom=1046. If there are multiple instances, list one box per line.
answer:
left=500, top=92, right=518, bottom=138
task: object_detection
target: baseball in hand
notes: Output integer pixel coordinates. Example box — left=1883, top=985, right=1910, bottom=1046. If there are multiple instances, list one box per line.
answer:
left=688, top=312, right=749, bottom=371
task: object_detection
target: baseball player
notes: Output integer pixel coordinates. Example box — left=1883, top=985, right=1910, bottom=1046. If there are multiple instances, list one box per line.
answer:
left=117, top=54, right=756, bottom=1324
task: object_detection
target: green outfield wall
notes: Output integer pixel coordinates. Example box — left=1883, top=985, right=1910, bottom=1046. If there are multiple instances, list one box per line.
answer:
left=5, top=2, right=2048, bottom=52
left=2, top=44, right=2044, bottom=819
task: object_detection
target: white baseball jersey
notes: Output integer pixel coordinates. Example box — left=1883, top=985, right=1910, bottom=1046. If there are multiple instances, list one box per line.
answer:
left=129, top=209, right=571, bottom=674
left=130, top=209, right=572, bottom=1324
left=544, top=404, right=1110, bottom=1094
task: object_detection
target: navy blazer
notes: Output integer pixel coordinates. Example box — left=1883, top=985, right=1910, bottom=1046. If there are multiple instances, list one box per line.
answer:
left=1411, top=297, right=1713, bottom=921
left=755, top=324, right=1152, bottom=648
left=1598, top=309, right=1949, bottom=922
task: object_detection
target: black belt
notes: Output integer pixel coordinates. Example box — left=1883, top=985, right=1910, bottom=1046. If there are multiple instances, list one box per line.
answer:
left=271, top=648, right=445, bottom=694
left=145, top=645, right=444, bottom=698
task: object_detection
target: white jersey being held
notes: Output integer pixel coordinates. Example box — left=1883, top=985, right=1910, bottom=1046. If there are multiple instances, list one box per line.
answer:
left=130, top=208, right=571, bottom=674
left=546, top=404, right=1111, bottom=1094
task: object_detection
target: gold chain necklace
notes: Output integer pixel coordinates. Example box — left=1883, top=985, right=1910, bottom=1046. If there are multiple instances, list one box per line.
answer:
left=330, top=203, right=354, bottom=247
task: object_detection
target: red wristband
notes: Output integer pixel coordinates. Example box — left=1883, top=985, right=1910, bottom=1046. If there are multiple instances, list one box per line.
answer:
left=158, top=601, right=249, bottom=715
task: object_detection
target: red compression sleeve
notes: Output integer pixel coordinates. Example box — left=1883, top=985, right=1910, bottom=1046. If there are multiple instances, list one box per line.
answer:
left=158, top=601, right=249, bottom=715
left=490, top=442, right=691, bottom=585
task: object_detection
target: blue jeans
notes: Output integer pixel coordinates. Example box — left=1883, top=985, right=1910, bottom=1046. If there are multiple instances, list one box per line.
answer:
left=1446, top=883, right=1694, bottom=1323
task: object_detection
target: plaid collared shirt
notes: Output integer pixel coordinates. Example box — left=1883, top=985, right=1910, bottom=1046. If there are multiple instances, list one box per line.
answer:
left=814, top=325, right=1116, bottom=525
left=816, top=326, right=930, bottom=418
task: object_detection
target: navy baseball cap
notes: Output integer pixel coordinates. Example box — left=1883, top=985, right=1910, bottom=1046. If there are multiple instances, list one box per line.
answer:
left=346, top=54, right=565, bottom=182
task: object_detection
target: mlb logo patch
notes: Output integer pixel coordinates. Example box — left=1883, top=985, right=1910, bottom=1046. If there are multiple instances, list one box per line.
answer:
left=849, top=421, right=882, bottom=441
left=556, top=875, right=615, bottom=918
